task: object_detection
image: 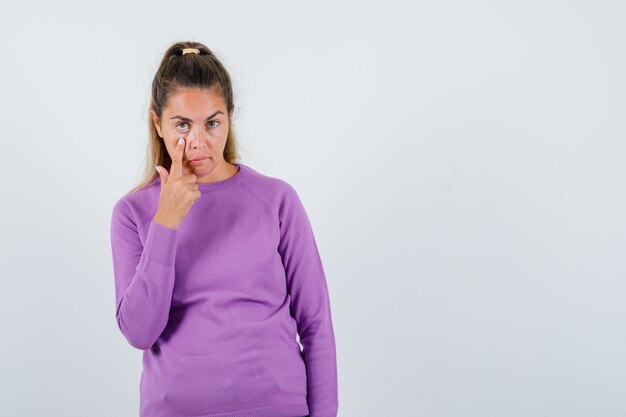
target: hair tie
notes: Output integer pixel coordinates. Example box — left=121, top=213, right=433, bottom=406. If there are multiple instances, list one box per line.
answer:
left=182, top=48, right=200, bottom=55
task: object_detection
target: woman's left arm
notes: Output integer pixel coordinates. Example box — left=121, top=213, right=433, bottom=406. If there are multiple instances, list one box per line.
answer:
left=277, top=183, right=339, bottom=417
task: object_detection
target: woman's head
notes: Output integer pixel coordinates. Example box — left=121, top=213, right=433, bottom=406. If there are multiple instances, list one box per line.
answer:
left=130, top=41, right=240, bottom=193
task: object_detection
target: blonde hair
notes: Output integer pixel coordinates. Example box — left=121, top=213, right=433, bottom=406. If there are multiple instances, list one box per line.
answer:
left=128, top=41, right=240, bottom=194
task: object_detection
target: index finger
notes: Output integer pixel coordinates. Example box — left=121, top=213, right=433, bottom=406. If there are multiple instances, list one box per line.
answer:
left=171, top=137, right=186, bottom=177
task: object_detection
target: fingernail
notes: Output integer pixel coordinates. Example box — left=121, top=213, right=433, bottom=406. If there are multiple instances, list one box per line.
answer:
left=155, top=166, right=161, bottom=174
left=178, top=137, right=184, bottom=145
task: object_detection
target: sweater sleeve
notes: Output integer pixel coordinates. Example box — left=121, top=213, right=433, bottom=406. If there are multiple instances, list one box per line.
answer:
left=110, top=197, right=179, bottom=350
left=277, top=184, right=339, bottom=417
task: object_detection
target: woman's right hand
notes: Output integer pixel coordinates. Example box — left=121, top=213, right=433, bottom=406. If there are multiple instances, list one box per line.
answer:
left=153, top=137, right=201, bottom=230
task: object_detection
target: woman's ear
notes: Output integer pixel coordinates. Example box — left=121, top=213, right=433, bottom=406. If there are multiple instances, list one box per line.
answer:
left=150, top=109, right=163, bottom=138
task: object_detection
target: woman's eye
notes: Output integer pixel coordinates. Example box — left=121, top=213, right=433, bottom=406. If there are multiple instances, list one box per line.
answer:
left=176, top=121, right=219, bottom=131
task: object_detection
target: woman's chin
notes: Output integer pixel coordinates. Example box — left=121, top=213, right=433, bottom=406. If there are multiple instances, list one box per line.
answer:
left=189, top=160, right=218, bottom=179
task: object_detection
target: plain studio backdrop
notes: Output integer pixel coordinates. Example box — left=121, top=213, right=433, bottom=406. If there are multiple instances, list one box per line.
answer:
left=1, top=0, right=625, bottom=416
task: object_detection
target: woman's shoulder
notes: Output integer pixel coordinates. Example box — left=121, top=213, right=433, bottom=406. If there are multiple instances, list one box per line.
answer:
left=111, top=178, right=160, bottom=228
left=239, top=163, right=302, bottom=208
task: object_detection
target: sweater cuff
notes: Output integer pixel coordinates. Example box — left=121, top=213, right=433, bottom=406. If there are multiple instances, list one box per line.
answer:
left=143, top=220, right=179, bottom=265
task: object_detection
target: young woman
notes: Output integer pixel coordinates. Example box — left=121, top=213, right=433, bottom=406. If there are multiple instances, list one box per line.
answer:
left=110, top=41, right=338, bottom=417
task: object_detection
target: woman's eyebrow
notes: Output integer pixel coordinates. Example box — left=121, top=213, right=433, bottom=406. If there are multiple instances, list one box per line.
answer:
left=170, top=111, right=224, bottom=121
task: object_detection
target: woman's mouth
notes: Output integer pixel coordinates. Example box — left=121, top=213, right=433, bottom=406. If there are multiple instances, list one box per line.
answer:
left=188, top=157, right=208, bottom=165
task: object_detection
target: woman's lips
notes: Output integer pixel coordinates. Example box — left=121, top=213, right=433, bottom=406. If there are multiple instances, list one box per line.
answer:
left=188, top=157, right=208, bottom=165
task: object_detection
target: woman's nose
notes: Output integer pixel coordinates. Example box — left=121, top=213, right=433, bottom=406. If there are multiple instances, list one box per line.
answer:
left=187, top=128, right=207, bottom=147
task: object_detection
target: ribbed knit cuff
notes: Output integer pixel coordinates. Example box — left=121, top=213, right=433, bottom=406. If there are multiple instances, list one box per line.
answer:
left=143, top=220, right=179, bottom=265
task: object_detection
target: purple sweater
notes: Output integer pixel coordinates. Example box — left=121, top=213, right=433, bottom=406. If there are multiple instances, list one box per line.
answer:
left=110, top=163, right=338, bottom=417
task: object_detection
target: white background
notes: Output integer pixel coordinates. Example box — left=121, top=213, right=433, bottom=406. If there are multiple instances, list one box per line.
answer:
left=1, top=1, right=625, bottom=416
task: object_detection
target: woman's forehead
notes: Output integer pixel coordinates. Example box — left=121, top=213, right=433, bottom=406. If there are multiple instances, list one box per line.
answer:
left=165, top=88, right=226, bottom=118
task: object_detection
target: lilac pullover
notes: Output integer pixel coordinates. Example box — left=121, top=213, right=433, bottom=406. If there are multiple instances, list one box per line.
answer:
left=110, top=163, right=338, bottom=417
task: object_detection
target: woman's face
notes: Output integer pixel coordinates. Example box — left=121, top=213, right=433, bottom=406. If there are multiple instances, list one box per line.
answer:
left=150, top=87, right=230, bottom=179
